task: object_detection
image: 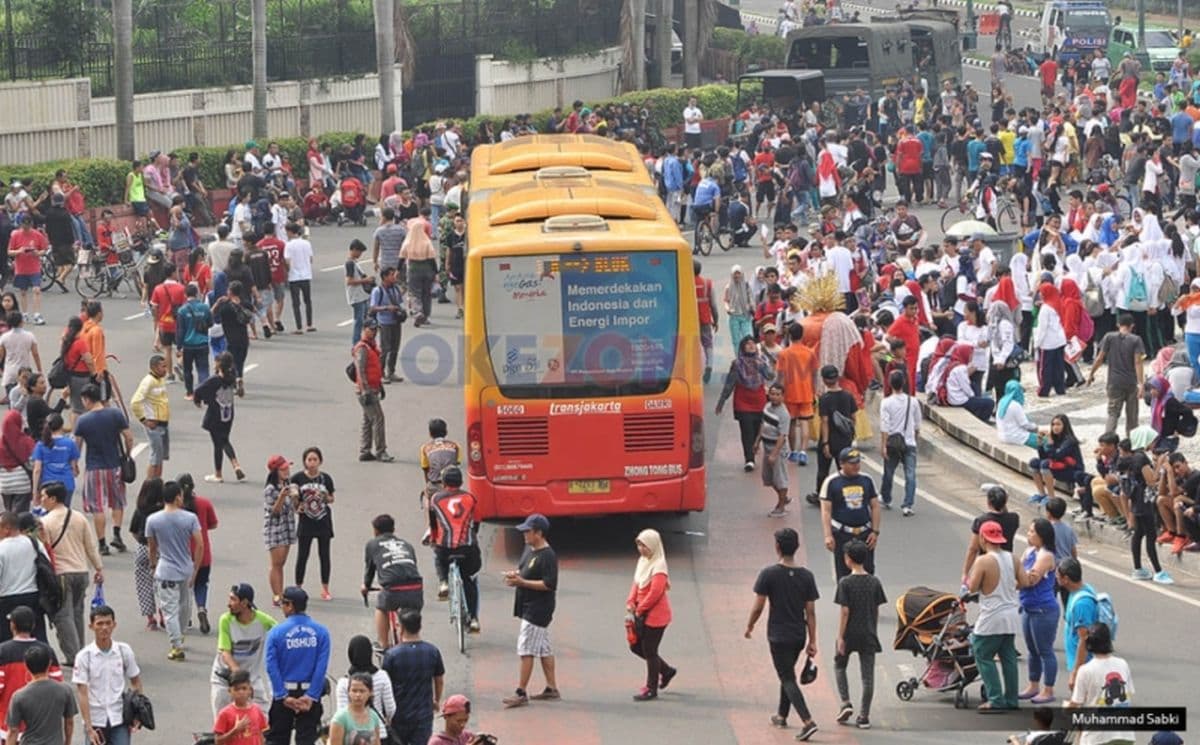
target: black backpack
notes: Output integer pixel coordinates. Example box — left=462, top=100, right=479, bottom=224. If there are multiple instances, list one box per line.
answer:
left=29, top=536, right=62, bottom=618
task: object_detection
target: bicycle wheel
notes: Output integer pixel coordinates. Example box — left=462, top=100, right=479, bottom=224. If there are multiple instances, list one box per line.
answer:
left=716, top=228, right=733, bottom=252
left=449, top=562, right=466, bottom=654
left=74, top=265, right=105, bottom=299
left=121, top=268, right=144, bottom=300
left=456, top=584, right=467, bottom=654
left=995, top=201, right=1019, bottom=234
left=40, top=256, right=58, bottom=291
left=940, top=203, right=969, bottom=234
left=694, top=222, right=713, bottom=256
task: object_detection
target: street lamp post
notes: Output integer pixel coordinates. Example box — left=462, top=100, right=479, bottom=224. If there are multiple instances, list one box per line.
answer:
left=964, top=0, right=978, bottom=51
left=1136, top=0, right=1145, bottom=50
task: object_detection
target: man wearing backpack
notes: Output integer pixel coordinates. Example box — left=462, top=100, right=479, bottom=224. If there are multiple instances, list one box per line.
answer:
left=1087, top=314, right=1145, bottom=436
left=176, top=283, right=213, bottom=399
left=1056, top=557, right=1117, bottom=694
left=0, top=512, right=51, bottom=642
left=149, top=262, right=187, bottom=384
left=352, top=318, right=393, bottom=463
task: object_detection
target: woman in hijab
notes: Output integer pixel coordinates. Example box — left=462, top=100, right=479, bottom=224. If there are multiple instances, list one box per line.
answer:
left=1009, top=252, right=1035, bottom=347
left=626, top=529, right=676, bottom=701
left=1121, top=426, right=1174, bottom=584
left=715, top=336, right=775, bottom=471
left=1059, top=278, right=1090, bottom=386
left=996, top=379, right=1041, bottom=447
left=1114, top=234, right=1164, bottom=357
left=937, top=343, right=994, bottom=422
left=1145, top=374, right=1194, bottom=445
left=724, top=265, right=755, bottom=358
left=922, top=336, right=957, bottom=395
left=987, top=276, right=1020, bottom=404
left=1034, top=282, right=1068, bottom=397
left=0, top=410, right=33, bottom=512
left=334, top=634, right=395, bottom=741
left=1028, top=413, right=1084, bottom=504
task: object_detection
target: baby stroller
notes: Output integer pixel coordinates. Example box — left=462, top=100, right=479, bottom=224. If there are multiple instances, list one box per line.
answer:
left=893, top=586, right=983, bottom=709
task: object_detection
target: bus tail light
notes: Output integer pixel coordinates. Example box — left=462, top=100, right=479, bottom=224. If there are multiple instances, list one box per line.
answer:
left=467, top=421, right=486, bottom=477
left=689, top=414, right=704, bottom=469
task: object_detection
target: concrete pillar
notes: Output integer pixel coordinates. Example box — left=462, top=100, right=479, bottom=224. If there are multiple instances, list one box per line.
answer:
left=73, top=79, right=91, bottom=158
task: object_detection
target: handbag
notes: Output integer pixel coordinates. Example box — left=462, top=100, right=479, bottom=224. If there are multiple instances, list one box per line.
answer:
left=831, top=409, right=856, bottom=439
left=886, top=394, right=911, bottom=461
left=116, top=434, right=137, bottom=484
left=1083, top=285, right=1104, bottom=317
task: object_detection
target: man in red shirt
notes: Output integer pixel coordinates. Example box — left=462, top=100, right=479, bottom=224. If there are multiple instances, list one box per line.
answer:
left=379, top=164, right=407, bottom=206
left=150, top=263, right=187, bottom=382
left=893, top=129, right=925, bottom=206
left=6, top=222, right=47, bottom=324
left=338, top=176, right=365, bottom=226
left=694, top=259, right=718, bottom=384
left=1038, top=55, right=1058, bottom=104
left=255, top=229, right=288, bottom=336
left=886, top=296, right=921, bottom=394
left=354, top=318, right=391, bottom=462
left=752, top=144, right=776, bottom=219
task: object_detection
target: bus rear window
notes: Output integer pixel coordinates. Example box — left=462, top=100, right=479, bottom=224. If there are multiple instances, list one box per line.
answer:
left=482, top=251, right=679, bottom=397
left=787, top=36, right=870, bottom=70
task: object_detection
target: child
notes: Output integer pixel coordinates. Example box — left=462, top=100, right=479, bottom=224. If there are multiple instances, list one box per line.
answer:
left=1043, top=496, right=1079, bottom=607
left=1006, top=707, right=1067, bottom=745
left=329, top=672, right=383, bottom=745
left=834, top=539, right=887, bottom=730
left=755, top=383, right=791, bottom=517
left=213, top=669, right=268, bottom=745
left=883, top=338, right=908, bottom=395
left=338, top=175, right=366, bottom=226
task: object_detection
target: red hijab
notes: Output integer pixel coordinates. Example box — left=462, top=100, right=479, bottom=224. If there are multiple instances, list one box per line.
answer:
left=937, top=343, right=975, bottom=404
left=0, top=410, right=33, bottom=468
left=905, top=279, right=931, bottom=326
left=1039, top=282, right=1063, bottom=318
left=992, top=276, right=1019, bottom=311
left=1059, top=279, right=1084, bottom=340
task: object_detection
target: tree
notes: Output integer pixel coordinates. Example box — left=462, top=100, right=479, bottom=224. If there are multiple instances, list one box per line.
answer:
left=374, top=0, right=396, bottom=134
left=252, top=0, right=267, bottom=140
left=112, top=0, right=134, bottom=160
left=393, top=1, right=416, bottom=87
left=619, top=0, right=646, bottom=91
left=682, top=0, right=716, bottom=88
left=654, top=0, right=673, bottom=89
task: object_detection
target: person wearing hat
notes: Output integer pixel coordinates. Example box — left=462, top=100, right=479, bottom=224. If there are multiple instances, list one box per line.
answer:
left=430, top=694, right=494, bottom=745
left=501, top=514, right=559, bottom=708
left=263, top=587, right=331, bottom=745
left=211, top=583, right=277, bottom=716
left=819, top=446, right=881, bottom=581
left=966, top=519, right=1027, bottom=712
left=352, top=315, right=393, bottom=463
left=0, top=604, right=62, bottom=740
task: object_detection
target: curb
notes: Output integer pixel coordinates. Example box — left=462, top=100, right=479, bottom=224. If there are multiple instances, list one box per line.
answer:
left=934, top=0, right=1039, bottom=18
left=917, top=399, right=1200, bottom=578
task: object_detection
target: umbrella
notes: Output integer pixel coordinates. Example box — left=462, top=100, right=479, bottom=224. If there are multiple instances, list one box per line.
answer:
left=945, top=219, right=997, bottom=238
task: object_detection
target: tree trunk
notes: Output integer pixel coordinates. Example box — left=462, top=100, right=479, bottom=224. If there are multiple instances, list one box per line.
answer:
left=620, top=0, right=646, bottom=91
left=682, top=0, right=699, bottom=88
left=252, top=0, right=268, bottom=140
left=112, top=0, right=134, bottom=160
left=655, top=0, right=673, bottom=89
left=374, top=0, right=396, bottom=134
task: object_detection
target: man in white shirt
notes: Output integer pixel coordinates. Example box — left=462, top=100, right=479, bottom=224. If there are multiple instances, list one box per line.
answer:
left=1090, top=49, right=1112, bottom=85
left=683, top=97, right=704, bottom=151
left=1066, top=622, right=1135, bottom=745
left=825, top=236, right=854, bottom=300
left=0, top=311, right=40, bottom=393
left=972, top=234, right=998, bottom=288
left=879, top=370, right=921, bottom=515
left=0, top=512, right=47, bottom=642
left=261, top=142, right=282, bottom=173
left=284, top=223, right=316, bottom=333
left=208, top=224, right=235, bottom=274
left=73, top=605, right=142, bottom=745
left=243, top=142, right=263, bottom=175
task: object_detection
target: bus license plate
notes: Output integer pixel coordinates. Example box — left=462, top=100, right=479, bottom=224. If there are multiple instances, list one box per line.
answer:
left=568, top=479, right=610, bottom=494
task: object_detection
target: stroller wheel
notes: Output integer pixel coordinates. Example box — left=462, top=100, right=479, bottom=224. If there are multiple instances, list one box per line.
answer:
left=980, top=683, right=987, bottom=702
left=954, top=689, right=967, bottom=709
left=896, top=681, right=914, bottom=701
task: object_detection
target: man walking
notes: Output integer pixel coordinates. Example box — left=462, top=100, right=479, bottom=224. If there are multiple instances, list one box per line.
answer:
left=211, top=583, right=277, bottom=717
left=129, top=354, right=170, bottom=481
left=381, top=611, right=444, bottom=745
left=967, top=520, right=1026, bottom=711
left=372, top=207, right=407, bottom=275
left=362, top=515, right=423, bottom=652
left=879, top=370, right=921, bottom=516
left=1088, top=313, right=1145, bottom=435
left=820, top=448, right=882, bottom=581
left=369, top=267, right=405, bottom=383
left=74, top=383, right=133, bottom=555
left=0, top=513, right=49, bottom=641
left=6, top=644, right=75, bottom=745
left=353, top=318, right=394, bottom=463
left=264, top=587, right=331, bottom=745
left=73, top=605, right=143, bottom=745
left=145, top=480, right=202, bottom=662
left=176, top=283, right=213, bottom=399
left=0, top=606, right=63, bottom=742
left=344, top=239, right=373, bottom=345
left=284, top=222, right=315, bottom=333
left=744, top=528, right=820, bottom=741
left=39, top=482, right=103, bottom=664
left=502, top=514, right=560, bottom=708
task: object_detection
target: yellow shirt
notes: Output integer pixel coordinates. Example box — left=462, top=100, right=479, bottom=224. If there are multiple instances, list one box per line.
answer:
left=130, top=372, right=170, bottom=422
left=998, top=130, right=1016, bottom=164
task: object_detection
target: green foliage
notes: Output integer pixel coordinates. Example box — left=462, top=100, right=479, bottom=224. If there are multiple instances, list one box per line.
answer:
left=710, top=27, right=744, bottom=52
left=0, top=159, right=129, bottom=207
left=707, top=26, right=786, bottom=65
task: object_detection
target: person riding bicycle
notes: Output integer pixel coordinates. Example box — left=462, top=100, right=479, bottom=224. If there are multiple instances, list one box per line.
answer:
left=419, top=418, right=461, bottom=509
left=427, top=466, right=482, bottom=633
left=692, top=171, right=722, bottom=249
left=361, top=513, right=424, bottom=652
left=726, top=192, right=756, bottom=247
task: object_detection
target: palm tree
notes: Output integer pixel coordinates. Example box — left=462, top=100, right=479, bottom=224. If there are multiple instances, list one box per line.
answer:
left=112, top=0, right=134, bottom=160
left=374, top=0, right=396, bottom=134
left=619, top=0, right=646, bottom=91
left=682, top=0, right=716, bottom=88
left=251, top=0, right=267, bottom=140
left=654, top=0, right=672, bottom=89
left=393, top=0, right=416, bottom=88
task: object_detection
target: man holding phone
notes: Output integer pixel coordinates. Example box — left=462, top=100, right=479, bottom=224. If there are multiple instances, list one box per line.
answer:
left=6, top=221, right=47, bottom=325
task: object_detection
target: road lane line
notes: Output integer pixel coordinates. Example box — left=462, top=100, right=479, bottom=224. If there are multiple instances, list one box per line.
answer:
left=123, top=312, right=144, bottom=321
left=322, top=259, right=369, bottom=272
left=336, top=319, right=353, bottom=327
left=130, top=443, right=147, bottom=459
left=244, top=363, right=259, bottom=374
left=859, top=452, right=1200, bottom=610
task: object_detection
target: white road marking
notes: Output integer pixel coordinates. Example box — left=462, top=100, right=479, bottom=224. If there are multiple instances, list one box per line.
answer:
left=123, top=312, right=144, bottom=321
left=336, top=319, right=354, bottom=327
left=322, top=259, right=370, bottom=272
left=130, top=443, right=147, bottom=459
left=859, top=452, right=1200, bottom=610
left=244, top=363, right=259, bottom=374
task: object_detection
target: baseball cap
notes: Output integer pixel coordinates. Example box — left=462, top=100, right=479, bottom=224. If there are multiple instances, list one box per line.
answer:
left=839, top=447, right=862, bottom=464
left=245, top=140, right=258, bottom=149
left=6, top=605, right=34, bottom=631
left=761, top=322, right=778, bottom=334
left=440, top=694, right=470, bottom=717
left=266, top=454, right=293, bottom=472
left=9, top=180, right=20, bottom=188
left=820, top=364, right=840, bottom=380
left=362, top=316, right=379, bottom=330
left=146, top=251, right=162, bottom=264
left=231, top=583, right=256, bottom=608
left=515, top=513, right=550, bottom=533
left=979, top=520, right=1006, bottom=545
left=148, top=149, right=161, bottom=160
left=281, top=586, right=308, bottom=606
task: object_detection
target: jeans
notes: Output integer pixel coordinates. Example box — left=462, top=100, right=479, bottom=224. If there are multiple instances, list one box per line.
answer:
left=881, top=444, right=917, bottom=509
left=194, top=564, right=211, bottom=610
left=971, top=632, right=1019, bottom=708
left=728, top=315, right=752, bottom=358
left=90, top=724, right=131, bottom=745
left=350, top=300, right=368, bottom=345
left=407, top=259, right=436, bottom=321
left=733, top=410, right=762, bottom=463
left=630, top=624, right=673, bottom=694
left=52, top=571, right=89, bottom=663
left=155, top=578, right=190, bottom=647
left=1021, top=604, right=1059, bottom=686
left=181, top=346, right=209, bottom=395
left=835, top=650, right=876, bottom=717
left=359, top=389, right=387, bottom=455
left=378, top=323, right=402, bottom=377
left=289, top=279, right=313, bottom=329
left=69, top=213, right=94, bottom=247
left=768, top=641, right=812, bottom=721
left=266, top=693, right=324, bottom=745
left=1105, top=385, right=1140, bottom=435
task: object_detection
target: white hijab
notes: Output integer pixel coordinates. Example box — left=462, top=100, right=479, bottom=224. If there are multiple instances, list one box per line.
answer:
left=1010, top=252, right=1032, bottom=303
left=1064, top=253, right=1088, bottom=290
left=633, top=529, right=669, bottom=588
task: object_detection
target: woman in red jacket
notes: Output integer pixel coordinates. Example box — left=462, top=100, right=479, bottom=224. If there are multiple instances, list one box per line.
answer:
left=626, top=528, right=676, bottom=701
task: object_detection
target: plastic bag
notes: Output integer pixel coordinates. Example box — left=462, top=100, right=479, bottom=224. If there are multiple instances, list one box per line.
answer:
left=91, top=582, right=105, bottom=609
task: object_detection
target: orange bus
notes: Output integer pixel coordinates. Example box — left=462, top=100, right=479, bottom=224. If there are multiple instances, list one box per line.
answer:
left=467, top=134, right=654, bottom=200
left=463, top=177, right=706, bottom=520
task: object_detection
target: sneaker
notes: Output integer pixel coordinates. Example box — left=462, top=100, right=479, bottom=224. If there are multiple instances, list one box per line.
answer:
left=795, top=721, right=818, bottom=741
left=836, top=703, right=854, bottom=724
left=198, top=609, right=210, bottom=635
left=234, top=468, right=246, bottom=482
left=1069, top=507, right=1084, bottom=517
left=33, top=314, right=44, bottom=326
left=788, top=451, right=801, bottom=464
left=1156, top=530, right=1175, bottom=544
left=274, top=321, right=284, bottom=332
left=1185, top=542, right=1200, bottom=552
left=468, top=618, right=480, bottom=634
left=1111, top=516, right=1127, bottom=528
left=1171, top=536, right=1189, bottom=555
left=805, top=492, right=820, bottom=507
left=881, top=501, right=893, bottom=510
left=167, top=647, right=185, bottom=662
left=321, top=588, right=332, bottom=601
left=632, top=686, right=657, bottom=701
left=376, top=452, right=396, bottom=463
left=770, top=715, right=788, bottom=728
left=438, top=582, right=449, bottom=600
left=797, top=451, right=808, bottom=466
left=743, top=461, right=755, bottom=472
left=98, top=543, right=111, bottom=556
left=1152, top=571, right=1175, bottom=585
left=902, top=506, right=914, bottom=517
left=703, top=366, right=712, bottom=384
left=767, top=508, right=787, bottom=518
left=855, top=716, right=871, bottom=730
left=359, top=453, right=376, bottom=462
left=1130, top=568, right=1153, bottom=581
left=502, top=691, right=529, bottom=708
left=263, top=325, right=273, bottom=339
left=1074, top=512, right=1092, bottom=524
left=529, top=687, right=560, bottom=701
left=659, top=666, right=677, bottom=690
left=1028, top=493, right=1046, bottom=505
left=110, top=536, right=127, bottom=553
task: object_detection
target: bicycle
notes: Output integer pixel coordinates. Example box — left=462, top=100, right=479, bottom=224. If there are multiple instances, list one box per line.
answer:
left=447, top=557, right=469, bottom=655
left=692, top=206, right=730, bottom=256
left=940, top=195, right=1018, bottom=234
left=75, top=247, right=145, bottom=299
left=362, top=586, right=401, bottom=661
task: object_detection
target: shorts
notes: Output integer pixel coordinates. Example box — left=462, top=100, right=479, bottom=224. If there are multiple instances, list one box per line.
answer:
left=271, top=282, right=287, bottom=303
left=82, top=467, right=126, bottom=514
left=158, top=329, right=176, bottom=347
left=145, top=423, right=169, bottom=465
left=68, top=374, right=92, bottom=414
left=51, top=242, right=75, bottom=266
left=693, top=203, right=714, bottom=221
left=786, top=401, right=814, bottom=419
left=131, top=201, right=150, bottom=217
left=12, top=273, right=39, bottom=291
left=755, top=180, right=776, bottom=203
left=517, top=619, right=553, bottom=658
left=376, top=584, right=424, bottom=613
left=761, top=443, right=790, bottom=489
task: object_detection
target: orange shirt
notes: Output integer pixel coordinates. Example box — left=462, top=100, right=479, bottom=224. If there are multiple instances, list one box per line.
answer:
left=774, top=343, right=816, bottom=404
left=82, top=318, right=106, bottom=374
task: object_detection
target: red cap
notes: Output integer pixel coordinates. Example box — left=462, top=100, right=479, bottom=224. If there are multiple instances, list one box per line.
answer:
left=266, top=454, right=292, bottom=473
left=979, top=520, right=1006, bottom=545
left=440, top=694, right=470, bottom=716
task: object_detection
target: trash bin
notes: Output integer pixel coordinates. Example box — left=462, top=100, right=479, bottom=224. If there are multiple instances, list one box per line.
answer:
left=982, top=232, right=1021, bottom=268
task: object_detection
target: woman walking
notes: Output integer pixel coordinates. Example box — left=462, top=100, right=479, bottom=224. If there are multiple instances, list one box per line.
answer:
left=193, top=352, right=245, bottom=483
left=724, top=265, right=755, bottom=358
left=263, top=454, right=298, bottom=606
left=757, top=383, right=792, bottom=517
left=292, top=446, right=335, bottom=600
left=715, top=336, right=775, bottom=472
left=1017, top=518, right=1059, bottom=704
left=129, top=478, right=165, bottom=630
left=215, top=282, right=252, bottom=397
left=1122, top=426, right=1175, bottom=585
left=31, top=414, right=78, bottom=506
left=626, top=528, right=676, bottom=701
left=334, top=635, right=395, bottom=743
left=0, top=410, right=34, bottom=513
left=60, top=316, right=96, bottom=425
left=180, top=473, right=218, bottom=634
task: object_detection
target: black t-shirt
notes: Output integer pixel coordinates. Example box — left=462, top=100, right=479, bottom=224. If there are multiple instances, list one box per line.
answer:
left=246, top=251, right=272, bottom=290
left=819, top=390, right=859, bottom=445
left=364, top=534, right=421, bottom=587
left=1121, top=451, right=1155, bottom=516
left=822, top=473, right=877, bottom=527
left=970, top=509, right=1021, bottom=552
left=216, top=299, right=250, bottom=347
left=226, top=266, right=256, bottom=305
left=752, top=563, right=819, bottom=645
left=292, top=471, right=335, bottom=538
left=513, top=545, right=558, bottom=627
left=834, top=572, right=887, bottom=653
left=182, top=165, right=200, bottom=191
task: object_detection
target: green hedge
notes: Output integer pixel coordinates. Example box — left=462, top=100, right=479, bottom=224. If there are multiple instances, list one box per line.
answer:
left=0, top=159, right=129, bottom=208
left=709, top=26, right=787, bottom=66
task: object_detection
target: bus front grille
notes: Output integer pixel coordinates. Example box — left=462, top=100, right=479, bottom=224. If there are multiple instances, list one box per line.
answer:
left=623, top=413, right=676, bottom=452
left=497, top=418, right=550, bottom=456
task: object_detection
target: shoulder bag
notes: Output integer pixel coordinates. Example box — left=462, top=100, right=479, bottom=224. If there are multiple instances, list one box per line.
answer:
left=886, top=395, right=911, bottom=461
left=116, top=434, right=137, bottom=484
